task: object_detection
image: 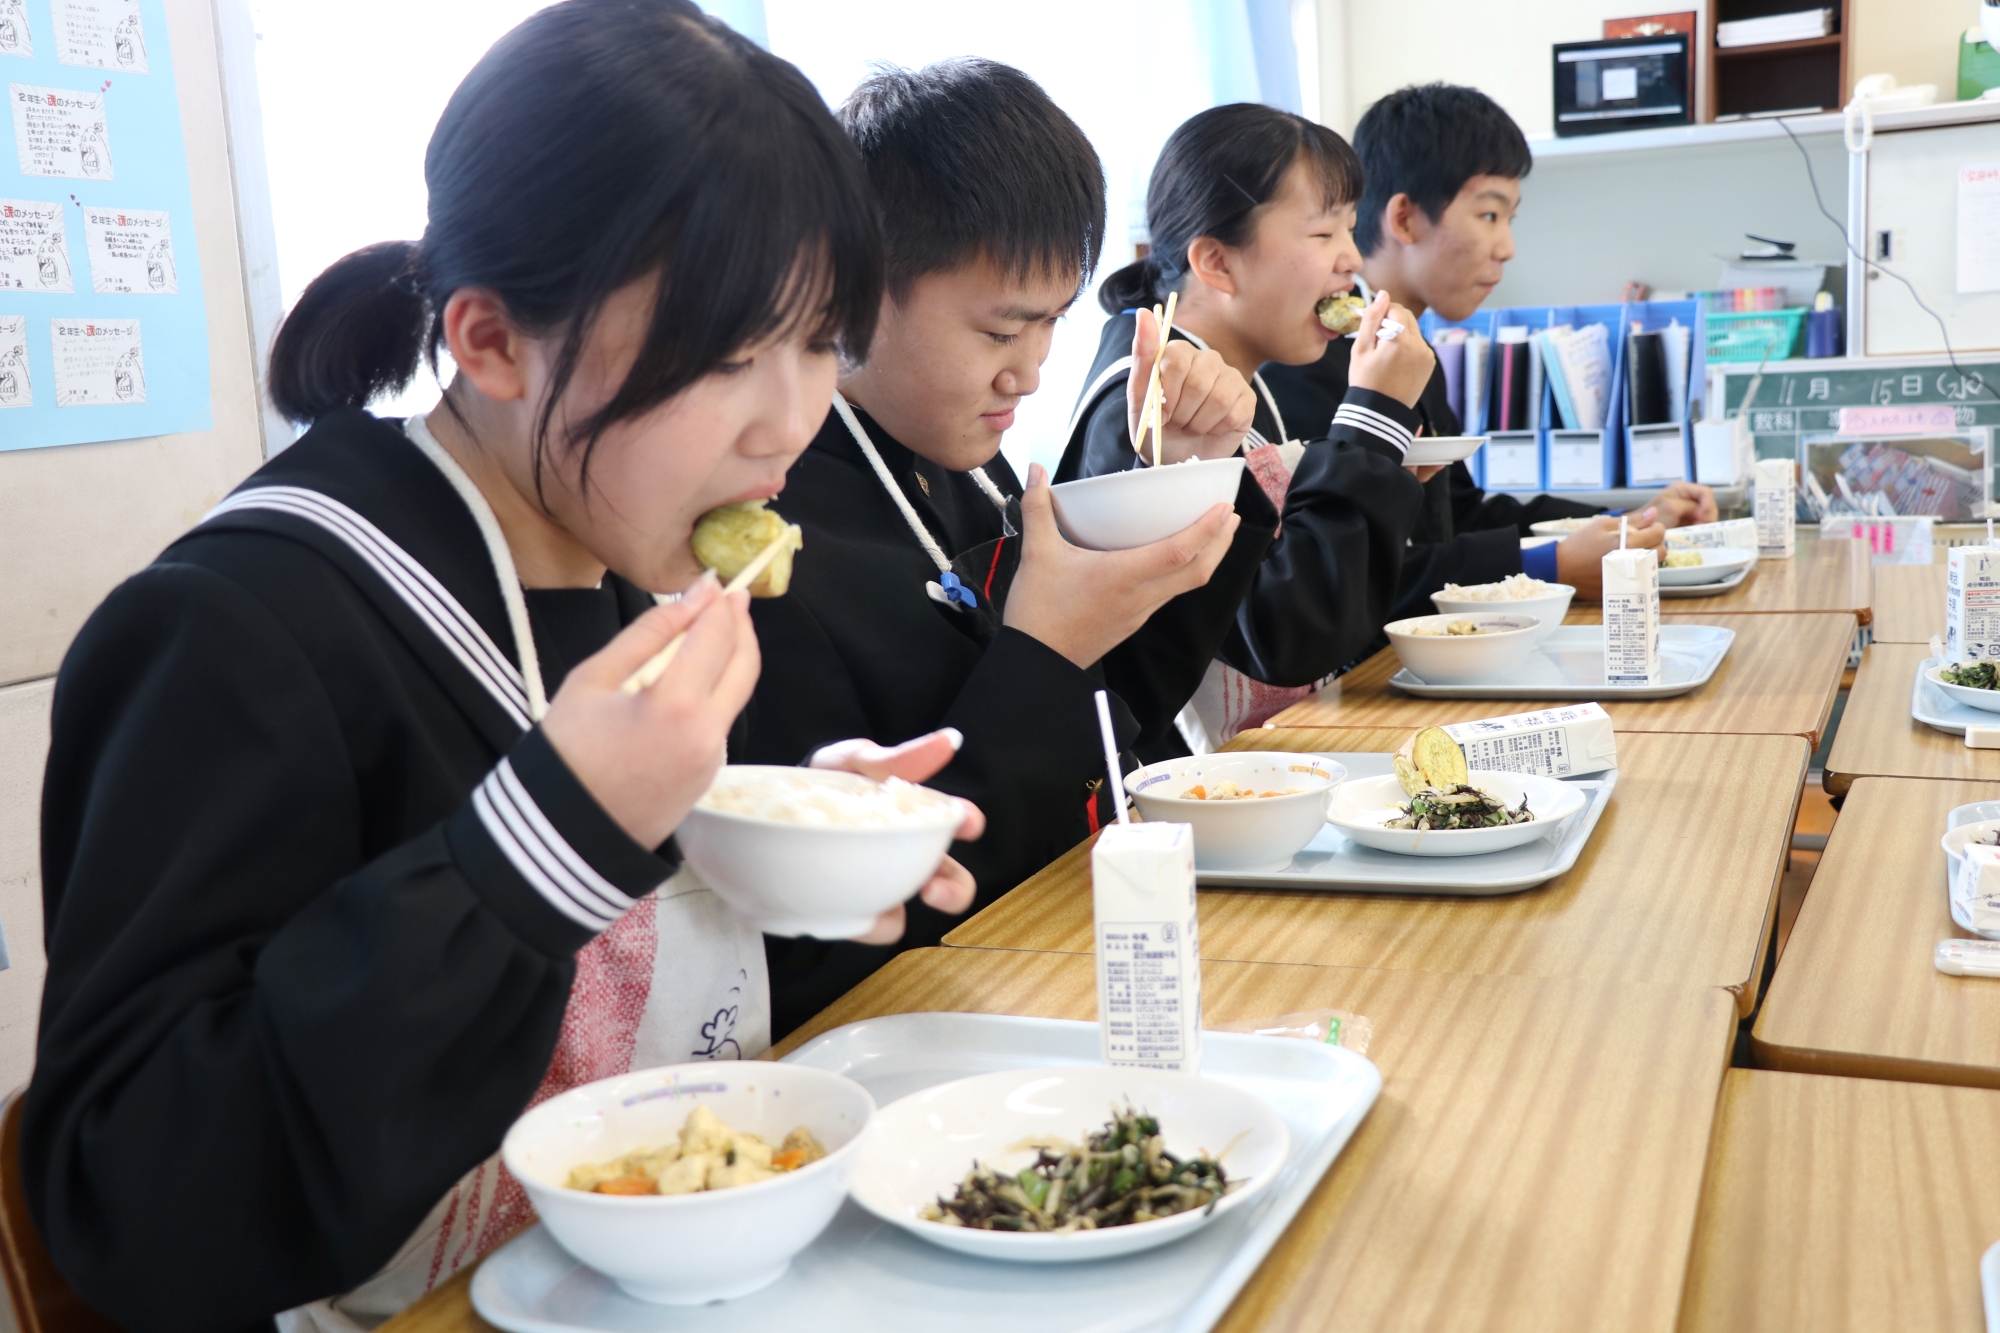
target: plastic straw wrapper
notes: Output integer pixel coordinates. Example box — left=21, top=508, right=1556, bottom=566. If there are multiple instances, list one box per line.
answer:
left=1208, top=1008, right=1373, bottom=1056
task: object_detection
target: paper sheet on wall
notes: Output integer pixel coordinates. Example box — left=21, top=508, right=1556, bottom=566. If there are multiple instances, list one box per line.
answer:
left=0, top=0, right=207, bottom=452
left=1958, top=163, right=2000, bottom=296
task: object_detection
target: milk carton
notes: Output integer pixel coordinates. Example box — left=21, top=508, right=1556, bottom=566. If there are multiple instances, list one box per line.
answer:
left=1663, top=517, right=1760, bottom=560
left=1441, top=703, right=1618, bottom=778
left=1945, top=546, right=2000, bottom=663
left=1093, top=822, right=1201, bottom=1074
left=1952, top=842, right=2000, bottom=937
left=1753, top=458, right=1796, bottom=558
left=1602, top=548, right=1661, bottom=685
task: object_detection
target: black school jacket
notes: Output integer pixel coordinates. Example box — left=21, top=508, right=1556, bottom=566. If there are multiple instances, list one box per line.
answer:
left=25, top=410, right=677, bottom=1331
left=1261, top=339, right=1601, bottom=620
left=745, top=401, right=1277, bottom=1036
left=1056, top=313, right=1427, bottom=688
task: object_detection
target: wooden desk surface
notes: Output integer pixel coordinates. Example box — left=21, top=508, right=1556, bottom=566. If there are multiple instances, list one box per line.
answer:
left=1821, top=642, right=2000, bottom=796
left=947, top=728, right=1805, bottom=1018
left=1868, top=561, right=1947, bottom=644
left=1657, top=532, right=1872, bottom=623
left=1265, top=612, right=1853, bottom=749
left=1754, top=776, right=2000, bottom=1088
left=384, top=950, right=1737, bottom=1333
left=1678, top=1068, right=2000, bottom=1333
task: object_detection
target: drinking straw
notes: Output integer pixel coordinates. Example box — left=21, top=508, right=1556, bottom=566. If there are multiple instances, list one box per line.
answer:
left=1093, top=690, right=1130, bottom=825
left=1620, top=514, right=1628, bottom=550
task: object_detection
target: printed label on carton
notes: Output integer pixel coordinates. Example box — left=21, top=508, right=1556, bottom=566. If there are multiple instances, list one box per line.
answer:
left=1093, top=822, right=1201, bottom=1074
left=1663, top=517, right=1758, bottom=554
left=1754, top=458, right=1795, bottom=558
left=1954, top=844, right=2000, bottom=935
left=1946, top=546, right=2000, bottom=663
left=1442, top=703, right=1617, bottom=777
left=1602, top=549, right=1661, bottom=685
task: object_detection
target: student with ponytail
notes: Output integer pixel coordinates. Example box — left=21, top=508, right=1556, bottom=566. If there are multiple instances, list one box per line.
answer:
left=1057, top=103, right=1438, bottom=749
left=23, top=4, right=976, bottom=1327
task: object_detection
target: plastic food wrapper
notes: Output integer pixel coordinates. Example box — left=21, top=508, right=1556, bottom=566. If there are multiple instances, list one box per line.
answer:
left=1208, top=1009, right=1373, bottom=1057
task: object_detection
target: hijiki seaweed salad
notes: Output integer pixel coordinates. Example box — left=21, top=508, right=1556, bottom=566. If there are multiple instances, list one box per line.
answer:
left=1387, top=726, right=1535, bottom=831
left=920, top=1107, right=1233, bottom=1232
left=1940, top=662, right=2000, bottom=690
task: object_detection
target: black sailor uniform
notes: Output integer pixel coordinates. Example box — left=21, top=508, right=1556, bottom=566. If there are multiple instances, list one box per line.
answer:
left=744, top=401, right=1278, bottom=1038
left=1260, top=338, right=1602, bottom=621
left=25, top=409, right=703, bottom=1331
left=1056, top=312, right=1428, bottom=690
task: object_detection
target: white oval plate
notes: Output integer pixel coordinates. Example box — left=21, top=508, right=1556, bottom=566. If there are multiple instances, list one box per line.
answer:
left=1658, top=548, right=1756, bottom=586
left=1403, top=435, right=1485, bottom=466
left=1529, top=516, right=1595, bottom=536
left=1326, top=770, right=1587, bottom=857
left=1926, top=665, right=2000, bottom=714
left=849, top=1065, right=1288, bottom=1264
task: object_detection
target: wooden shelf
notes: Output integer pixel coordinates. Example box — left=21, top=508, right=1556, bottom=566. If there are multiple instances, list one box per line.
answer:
left=1714, top=33, right=1844, bottom=58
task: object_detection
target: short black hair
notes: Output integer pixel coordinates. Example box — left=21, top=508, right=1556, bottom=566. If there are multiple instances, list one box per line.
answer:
left=1100, top=103, right=1362, bottom=314
left=1351, top=83, right=1531, bottom=256
left=838, top=59, right=1106, bottom=300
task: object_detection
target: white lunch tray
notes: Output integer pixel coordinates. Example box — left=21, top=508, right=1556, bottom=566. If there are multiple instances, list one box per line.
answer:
left=1198, top=752, right=1617, bottom=896
left=1660, top=565, right=1751, bottom=599
left=1388, top=624, right=1735, bottom=700
left=470, top=1014, right=1381, bottom=1333
left=1911, top=657, right=1995, bottom=736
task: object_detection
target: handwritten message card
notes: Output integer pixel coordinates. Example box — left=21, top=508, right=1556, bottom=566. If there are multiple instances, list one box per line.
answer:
left=10, top=83, right=113, bottom=179
left=0, top=197, right=73, bottom=291
left=83, top=205, right=171, bottom=293
left=51, top=316, right=142, bottom=406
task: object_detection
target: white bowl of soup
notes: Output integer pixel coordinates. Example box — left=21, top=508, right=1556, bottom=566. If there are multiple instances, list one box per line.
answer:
left=1048, top=457, right=1245, bottom=551
left=502, top=1061, right=875, bottom=1305
left=1430, top=577, right=1574, bottom=648
left=1123, top=752, right=1345, bottom=872
left=1383, top=612, right=1542, bottom=686
left=677, top=766, right=963, bottom=938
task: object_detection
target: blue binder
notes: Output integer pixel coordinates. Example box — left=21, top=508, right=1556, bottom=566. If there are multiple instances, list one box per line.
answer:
left=1616, top=299, right=1701, bottom=487
left=1416, top=308, right=1497, bottom=487
left=1541, top=303, right=1627, bottom=492
left=1478, top=306, right=1560, bottom=491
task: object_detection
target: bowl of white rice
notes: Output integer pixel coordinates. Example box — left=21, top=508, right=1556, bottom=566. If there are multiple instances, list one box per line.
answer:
left=677, top=767, right=963, bottom=939
left=1430, top=574, right=1574, bottom=647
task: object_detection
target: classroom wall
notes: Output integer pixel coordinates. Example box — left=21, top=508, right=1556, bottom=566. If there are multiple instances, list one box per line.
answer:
left=0, top=0, right=265, bottom=1094
left=1848, top=0, right=1973, bottom=102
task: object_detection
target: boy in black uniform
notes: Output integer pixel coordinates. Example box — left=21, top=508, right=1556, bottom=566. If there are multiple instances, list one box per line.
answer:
left=1260, top=83, right=1716, bottom=609
left=744, top=60, right=1277, bottom=1037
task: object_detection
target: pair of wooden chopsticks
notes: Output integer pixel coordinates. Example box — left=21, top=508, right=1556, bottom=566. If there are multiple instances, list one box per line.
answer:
left=1132, top=290, right=1178, bottom=468
left=618, top=526, right=797, bottom=695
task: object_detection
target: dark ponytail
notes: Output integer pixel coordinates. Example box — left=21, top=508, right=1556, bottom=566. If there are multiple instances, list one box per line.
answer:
left=1100, top=103, right=1363, bottom=315
left=266, top=0, right=883, bottom=492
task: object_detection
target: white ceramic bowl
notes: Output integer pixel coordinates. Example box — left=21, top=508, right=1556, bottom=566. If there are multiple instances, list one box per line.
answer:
left=1383, top=612, right=1542, bottom=686
left=676, top=766, right=962, bottom=938
left=1658, top=547, right=1757, bottom=587
left=1326, top=770, right=1587, bottom=857
left=1404, top=435, right=1486, bottom=467
left=1925, top=665, right=2000, bottom=715
left=1048, top=457, right=1245, bottom=551
left=1123, top=753, right=1345, bottom=872
left=1430, top=583, right=1575, bottom=648
left=502, top=1062, right=875, bottom=1305
left=849, top=1064, right=1288, bottom=1264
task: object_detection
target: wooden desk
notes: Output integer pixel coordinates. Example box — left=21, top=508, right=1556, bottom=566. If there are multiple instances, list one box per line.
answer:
left=1821, top=642, right=2000, bottom=796
left=1754, top=776, right=2000, bottom=1088
left=1651, top=532, right=1872, bottom=623
left=1266, top=612, right=1854, bottom=750
left=948, top=728, right=1805, bottom=1018
left=1678, top=1068, right=2000, bottom=1332
left=384, top=950, right=1737, bottom=1333
left=1868, top=561, right=1947, bottom=644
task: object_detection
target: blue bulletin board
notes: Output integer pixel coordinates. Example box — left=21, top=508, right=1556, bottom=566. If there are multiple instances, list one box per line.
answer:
left=0, top=0, right=210, bottom=451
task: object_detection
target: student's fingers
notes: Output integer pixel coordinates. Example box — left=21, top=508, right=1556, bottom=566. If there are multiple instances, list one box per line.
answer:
left=1016, top=462, right=1068, bottom=551
left=950, top=798, right=985, bottom=842
left=1126, top=307, right=1163, bottom=444
left=1407, top=463, right=1447, bottom=483
left=852, top=904, right=906, bottom=947
left=634, top=586, right=746, bottom=707
left=1118, top=502, right=1237, bottom=582
left=1161, top=347, right=1220, bottom=430
left=1179, top=357, right=1257, bottom=441
left=811, top=728, right=963, bottom=783
left=1629, top=522, right=1667, bottom=549
left=1351, top=289, right=1392, bottom=354
left=917, top=855, right=977, bottom=915
left=565, top=574, right=720, bottom=690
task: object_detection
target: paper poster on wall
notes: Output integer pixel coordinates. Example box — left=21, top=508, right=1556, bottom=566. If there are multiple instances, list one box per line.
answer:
left=0, top=0, right=31, bottom=57
left=82, top=204, right=168, bottom=292
left=0, top=196, right=72, bottom=290
left=0, top=315, right=29, bottom=406
left=1958, top=163, right=2000, bottom=295
left=0, top=0, right=207, bottom=451
left=49, top=0, right=143, bottom=72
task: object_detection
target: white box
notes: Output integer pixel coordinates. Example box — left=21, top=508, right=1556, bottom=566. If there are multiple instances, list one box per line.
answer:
left=1664, top=517, right=1759, bottom=557
left=1441, top=704, right=1618, bottom=778
left=1754, top=458, right=1795, bottom=558
left=1693, top=416, right=1752, bottom=487
left=1602, top=548, right=1661, bottom=685
left=1946, top=546, right=2000, bottom=663
left=1954, top=843, right=2000, bottom=937
left=1093, top=822, right=1201, bottom=1074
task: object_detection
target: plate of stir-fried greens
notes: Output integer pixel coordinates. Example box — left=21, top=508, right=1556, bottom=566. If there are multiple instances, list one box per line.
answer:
left=1319, top=726, right=1587, bottom=857
left=850, top=1066, right=1288, bottom=1261
left=1926, top=659, right=2000, bottom=714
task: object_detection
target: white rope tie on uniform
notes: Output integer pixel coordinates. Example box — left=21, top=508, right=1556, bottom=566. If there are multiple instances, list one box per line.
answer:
left=405, top=413, right=550, bottom=722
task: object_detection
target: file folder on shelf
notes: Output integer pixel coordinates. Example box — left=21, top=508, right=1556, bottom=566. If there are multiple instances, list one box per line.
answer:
left=1417, top=308, right=1497, bottom=486
left=1618, top=299, right=1701, bottom=487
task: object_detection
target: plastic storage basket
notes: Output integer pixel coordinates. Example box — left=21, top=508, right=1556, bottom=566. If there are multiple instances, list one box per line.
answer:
left=1703, top=308, right=1806, bottom=363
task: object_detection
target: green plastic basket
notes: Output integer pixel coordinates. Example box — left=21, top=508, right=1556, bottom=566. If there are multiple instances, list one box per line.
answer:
left=1703, top=308, right=1807, bottom=363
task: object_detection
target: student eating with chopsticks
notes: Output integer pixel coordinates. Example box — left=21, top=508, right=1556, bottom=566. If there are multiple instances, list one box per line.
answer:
left=22, top=4, right=979, bottom=1327
left=741, top=60, right=1283, bottom=1038
left=1055, top=103, right=1439, bottom=749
